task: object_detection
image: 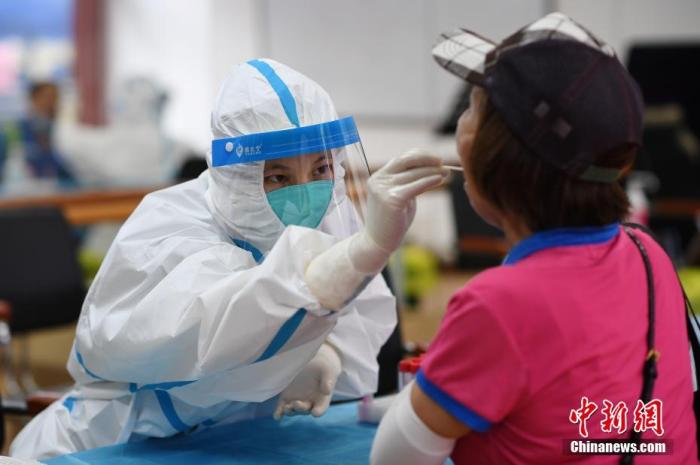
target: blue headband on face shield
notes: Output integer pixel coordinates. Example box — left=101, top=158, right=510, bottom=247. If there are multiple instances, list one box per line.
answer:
left=212, top=59, right=359, bottom=167
left=211, top=116, right=360, bottom=167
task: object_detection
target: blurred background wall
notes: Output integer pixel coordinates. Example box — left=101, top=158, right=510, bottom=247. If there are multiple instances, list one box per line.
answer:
left=1, top=0, right=698, bottom=162
left=106, top=0, right=700, bottom=155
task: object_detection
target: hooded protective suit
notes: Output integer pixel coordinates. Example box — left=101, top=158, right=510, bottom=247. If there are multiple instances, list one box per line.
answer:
left=10, top=59, right=397, bottom=460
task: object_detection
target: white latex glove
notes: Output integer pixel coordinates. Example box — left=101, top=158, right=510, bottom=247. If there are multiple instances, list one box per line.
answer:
left=362, top=149, right=447, bottom=257
left=305, top=150, right=448, bottom=309
left=273, top=342, right=342, bottom=420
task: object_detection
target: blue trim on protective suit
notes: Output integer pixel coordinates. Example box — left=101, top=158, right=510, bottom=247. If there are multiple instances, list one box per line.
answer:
left=247, top=59, right=300, bottom=128
left=75, top=350, right=106, bottom=380
left=77, top=354, right=198, bottom=432
left=211, top=116, right=360, bottom=167
left=75, top=296, right=308, bottom=430
left=129, top=380, right=196, bottom=393
left=255, top=308, right=308, bottom=363
left=503, top=223, right=620, bottom=265
left=416, top=369, right=492, bottom=432
left=77, top=349, right=195, bottom=393
left=233, top=239, right=264, bottom=264
left=63, top=396, right=77, bottom=412
left=155, top=390, right=191, bottom=433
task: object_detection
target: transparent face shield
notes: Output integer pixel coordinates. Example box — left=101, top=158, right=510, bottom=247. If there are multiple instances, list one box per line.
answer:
left=211, top=116, right=370, bottom=241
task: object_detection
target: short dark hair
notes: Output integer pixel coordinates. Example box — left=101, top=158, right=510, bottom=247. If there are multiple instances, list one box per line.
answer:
left=469, top=96, right=637, bottom=232
left=29, top=81, right=57, bottom=99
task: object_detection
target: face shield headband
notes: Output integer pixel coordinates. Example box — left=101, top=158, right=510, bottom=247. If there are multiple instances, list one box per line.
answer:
left=212, top=117, right=363, bottom=231
left=211, top=116, right=360, bottom=168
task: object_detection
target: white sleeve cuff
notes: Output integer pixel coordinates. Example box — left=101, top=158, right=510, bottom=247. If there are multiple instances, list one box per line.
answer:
left=370, top=382, right=455, bottom=465
left=305, top=233, right=385, bottom=310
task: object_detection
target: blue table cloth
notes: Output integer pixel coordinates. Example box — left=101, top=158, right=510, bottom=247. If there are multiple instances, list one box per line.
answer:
left=44, top=402, right=377, bottom=465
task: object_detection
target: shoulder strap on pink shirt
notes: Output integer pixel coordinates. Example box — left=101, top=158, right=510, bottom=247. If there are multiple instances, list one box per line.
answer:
left=622, top=222, right=700, bottom=464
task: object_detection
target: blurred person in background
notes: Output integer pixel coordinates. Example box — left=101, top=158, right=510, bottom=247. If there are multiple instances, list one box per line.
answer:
left=55, top=77, right=174, bottom=184
left=18, top=81, right=74, bottom=182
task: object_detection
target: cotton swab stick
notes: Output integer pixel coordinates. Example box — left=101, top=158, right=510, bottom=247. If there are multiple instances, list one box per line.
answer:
left=443, top=165, right=464, bottom=172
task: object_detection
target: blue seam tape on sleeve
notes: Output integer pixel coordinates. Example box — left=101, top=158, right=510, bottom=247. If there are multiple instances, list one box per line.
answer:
left=211, top=116, right=359, bottom=167
left=415, top=369, right=492, bottom=432
left=255, top=308, right=308, bottom=363
left=79, top=349, right=199, bottom=392
left=78, top=349, right=197, bottom=391
left=247, top=59, right=300, bottom=128
left=155, top=390, right=191, bottom=433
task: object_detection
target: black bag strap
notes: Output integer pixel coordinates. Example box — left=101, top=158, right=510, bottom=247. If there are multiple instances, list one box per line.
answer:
left=621, top=222, right=700, bottom=463
left=620, top=226, right=659, bottom=465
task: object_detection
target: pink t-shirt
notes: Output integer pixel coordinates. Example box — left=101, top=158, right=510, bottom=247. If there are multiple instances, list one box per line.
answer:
left=419, top=224, right=698, bottom=464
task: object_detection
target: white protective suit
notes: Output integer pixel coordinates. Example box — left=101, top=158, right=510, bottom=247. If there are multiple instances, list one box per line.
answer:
left=11, top=59, right=397, bottom=460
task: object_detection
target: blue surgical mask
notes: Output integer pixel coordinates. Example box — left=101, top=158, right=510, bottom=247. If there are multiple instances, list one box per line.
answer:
left=266, top=180, right=334, bottom=228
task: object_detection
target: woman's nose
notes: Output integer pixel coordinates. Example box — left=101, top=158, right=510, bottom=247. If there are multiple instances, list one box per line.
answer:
left=293, top=173, right=313, bottom=185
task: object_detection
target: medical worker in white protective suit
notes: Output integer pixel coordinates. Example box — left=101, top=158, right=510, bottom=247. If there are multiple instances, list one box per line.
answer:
left=11, top=59, right=448, bottom=459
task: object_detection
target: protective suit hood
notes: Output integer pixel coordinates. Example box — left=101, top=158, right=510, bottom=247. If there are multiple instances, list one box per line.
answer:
left=206, top=59, right=355, bottom=254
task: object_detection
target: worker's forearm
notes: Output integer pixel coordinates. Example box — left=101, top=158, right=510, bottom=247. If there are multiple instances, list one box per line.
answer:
left=305, top=232, right=390, bottom=310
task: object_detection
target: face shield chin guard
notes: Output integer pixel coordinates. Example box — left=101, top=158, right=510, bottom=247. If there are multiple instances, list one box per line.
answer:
left=211, top=116, right=370, bottom=240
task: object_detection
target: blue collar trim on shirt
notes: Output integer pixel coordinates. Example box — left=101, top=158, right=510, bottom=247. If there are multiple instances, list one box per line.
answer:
left=502, top=223, right=620, bottom=266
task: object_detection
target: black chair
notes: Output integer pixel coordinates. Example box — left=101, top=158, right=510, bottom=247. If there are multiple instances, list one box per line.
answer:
left=375, top=268, right=404, bottom=396
left=446, top=171, right=506, bottom=269
left=0, top=207, right=85, bottom=396
left=176, top=156, right=208, bottom=183
left=627, top=44, right=700, bottom=260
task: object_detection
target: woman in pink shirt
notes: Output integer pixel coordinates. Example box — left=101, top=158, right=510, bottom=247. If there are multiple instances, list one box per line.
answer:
left=371, top=12, right=699, bottom=465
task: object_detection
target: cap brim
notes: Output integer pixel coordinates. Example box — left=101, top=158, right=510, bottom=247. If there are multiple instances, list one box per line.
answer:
left=432, top=29, right=497, bottom=86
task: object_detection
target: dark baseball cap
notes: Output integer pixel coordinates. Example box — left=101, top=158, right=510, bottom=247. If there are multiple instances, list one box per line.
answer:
left=433, top=12, right=644, bottom=183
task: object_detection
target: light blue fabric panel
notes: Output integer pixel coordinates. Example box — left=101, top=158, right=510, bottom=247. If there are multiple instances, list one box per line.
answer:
left=46, top=403, right=376, bottom=465
left=44, top=402, right=454, bottom=465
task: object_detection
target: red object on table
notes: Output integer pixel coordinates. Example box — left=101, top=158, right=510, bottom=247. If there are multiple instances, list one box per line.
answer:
left=399, top=355, right=425, bottom=374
